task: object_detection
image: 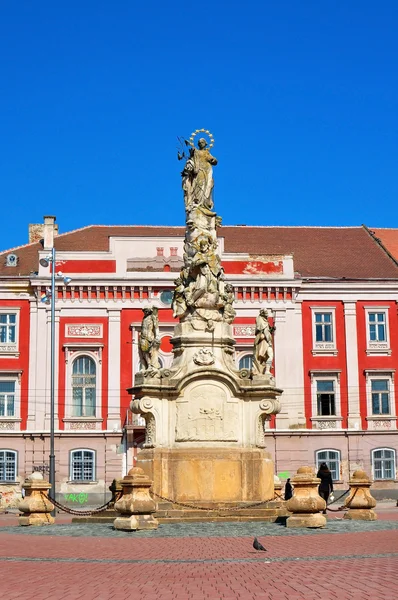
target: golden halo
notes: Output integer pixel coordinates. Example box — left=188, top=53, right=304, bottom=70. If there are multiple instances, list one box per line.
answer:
left=189, top=128, right=215, bottom=149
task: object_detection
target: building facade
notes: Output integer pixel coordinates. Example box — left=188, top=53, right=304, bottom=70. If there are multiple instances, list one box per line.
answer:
left=1, top=217, right=398, bottom=507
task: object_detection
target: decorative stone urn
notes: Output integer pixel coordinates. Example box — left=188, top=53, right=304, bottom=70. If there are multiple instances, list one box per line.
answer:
left=343, top=470, right=377, bottom=521
left=18, top=472, right=54, bottom=526
left=285, top=466, right=326, bottom=528
left=114, top=467, right=158, bottom=531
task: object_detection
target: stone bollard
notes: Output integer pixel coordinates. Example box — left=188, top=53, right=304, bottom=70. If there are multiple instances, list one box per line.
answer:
left=18, top=472, right=54, bottom=526
left=274, top=475, right=283, bottom=500
left=285, top=466, right=326, bottom=528
left=114, top=467, right=158, bottom=531
left=343, top=470, right=377, bottom=521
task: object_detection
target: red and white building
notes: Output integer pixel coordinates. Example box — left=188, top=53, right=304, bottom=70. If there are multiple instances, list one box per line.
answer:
left=1, top=217, right=398, bottom=506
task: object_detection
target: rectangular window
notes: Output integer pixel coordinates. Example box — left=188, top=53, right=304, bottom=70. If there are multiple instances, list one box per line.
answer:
left=0, top=381, right=15, bottom=417
left=71, top=450, right=95, bottom=481
left=368, top=312, right=386, bottom=342
left=315, top=313, right=333, bottom=343
left=0, top=314, right=16, bottom=344
left=371, top=380, right=390, bottom=415
left=373, top=449, right=395, bottom=480
left=316, top=380, right=336, bottom=416
left=0, top=450, right=17, bottom=481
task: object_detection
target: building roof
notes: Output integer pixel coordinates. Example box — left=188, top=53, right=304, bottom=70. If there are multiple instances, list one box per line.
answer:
left=370, top=228, right=398, bottom=265
left=1, top=224, right=398, bottom=280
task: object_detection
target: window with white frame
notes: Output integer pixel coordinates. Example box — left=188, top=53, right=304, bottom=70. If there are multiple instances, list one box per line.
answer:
left=372, top=448, right=396, bottom=480
left=0, top=450, right=17, bottom=482
left=365, top=308, right=390, bottom=353
left=0, top=310, right=19, bottom=355
left=316, top=449, right=340, bottom=481
left=368, top=312, right=386, bottom=342
left=238, top=354, right=254, bottom=370
left=316, top=380, right=336, bottom=416
left=72, top=356, right=96, bottom=417
left=70, top=449, right=95, bottom=482
left=311, top=308, right=336, bottom=353
left=371, top=379, right=390, bottom=415
left=0, top=381, right=15, bottom=417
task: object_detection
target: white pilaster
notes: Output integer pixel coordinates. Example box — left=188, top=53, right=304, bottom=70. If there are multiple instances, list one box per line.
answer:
left=344, top=302, right=361, bottom=429
left=27, top=302, right=38, bottom=429
left=44, top=308, right=60, bottom=430
left=274, top=304, right=306, bottom=429
left=107, top=309, right=122, bottom=430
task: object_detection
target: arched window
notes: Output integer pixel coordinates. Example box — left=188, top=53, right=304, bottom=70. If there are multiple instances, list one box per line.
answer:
left=0, top=450, right=17, bottom=482
left=372, top=448, right=396, bottom=480
left=239, top=355, right=253, bottom=370
left=72, top=356, right=96, bottom=417
left=70, top=449, right=95, bottom=482
left=315, top=449, right=340, bottom=481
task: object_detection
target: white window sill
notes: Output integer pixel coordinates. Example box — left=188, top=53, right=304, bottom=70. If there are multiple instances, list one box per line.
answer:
left=62, top=418, right=103, bottom=422
left=312, top=348, right=338, bottom=356
left=366, top=348, right=392, bottom=356
left=0, top=481, right=18, bottom=486
left=0, top=351, right=20, bottom=358
left=67, top=481, right=98, bottom=485
left=0, top=417, right=21, bottom=421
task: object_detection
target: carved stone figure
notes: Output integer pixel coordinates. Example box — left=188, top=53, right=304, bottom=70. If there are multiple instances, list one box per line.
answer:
left=176, top=130, right=236, bottom=328
left=252, top=309, right=274, bottom=375
left=182, top=138, right=217, bottom=212
left=171, top=277, right=187, bottom=318
left=222, top=283, right=236, bottom=324
left=139, top=306, right=160, bottom=371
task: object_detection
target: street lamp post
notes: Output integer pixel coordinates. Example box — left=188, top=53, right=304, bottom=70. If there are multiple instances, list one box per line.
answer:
left=39, top=248, right=71, bottom=508
left=49, top=246, right=56, bottom=504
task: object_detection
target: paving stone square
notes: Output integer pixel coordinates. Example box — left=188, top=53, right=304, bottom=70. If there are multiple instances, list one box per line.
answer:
left=0, top=507, right=397, bottom=599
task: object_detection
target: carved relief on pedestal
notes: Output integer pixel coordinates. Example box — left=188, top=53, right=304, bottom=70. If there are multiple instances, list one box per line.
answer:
left=193, top=348, right=215, bottom=366
left=176, top=382, right=238, bottom=442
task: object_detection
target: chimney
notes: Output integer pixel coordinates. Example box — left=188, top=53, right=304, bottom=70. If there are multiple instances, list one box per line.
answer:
left=43, top=216, right=58, bottom=250
left=170, top=247, right=178, bottom=256
left=156, top=247, right=164, bottom=257
left=29, top=216, right=59, bottom=246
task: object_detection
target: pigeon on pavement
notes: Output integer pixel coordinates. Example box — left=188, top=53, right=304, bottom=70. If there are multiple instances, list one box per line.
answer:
left=253, top=537, right=267, bottom=551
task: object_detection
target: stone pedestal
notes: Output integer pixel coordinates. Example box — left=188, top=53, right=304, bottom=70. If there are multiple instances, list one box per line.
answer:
left=18, top=472, right=54, bottom=526
left=343, top=470, right=377, bottom=521
left=130, top=320, right=282, bottom=511
left=108, top=478, right=123, bottom=509
left=114, top=467, right=158, bottom=531
left=286, top=466, right=326, bottom=528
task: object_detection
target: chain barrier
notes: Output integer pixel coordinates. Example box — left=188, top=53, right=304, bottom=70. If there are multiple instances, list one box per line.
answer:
left=325, top=487, right=358, bottom=513
left=152, top=491, right=280, bottom=513
left=41, top=492, right=121, bottom=516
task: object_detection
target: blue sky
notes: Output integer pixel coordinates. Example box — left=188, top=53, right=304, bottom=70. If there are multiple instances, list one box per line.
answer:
left=1, top=1, right=397, bottom=251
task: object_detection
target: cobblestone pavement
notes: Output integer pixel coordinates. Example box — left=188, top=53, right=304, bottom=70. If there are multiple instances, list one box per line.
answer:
left=0, top=514, right=397, bottom=599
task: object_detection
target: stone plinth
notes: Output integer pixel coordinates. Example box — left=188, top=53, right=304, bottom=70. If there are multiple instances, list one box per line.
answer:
left=114, top=467, right=158, bottom=531
left=343, top=470, right=377, bottom=521
left=136, top=447, right=274, bottom=505
left=285, top=466, right=326, bottom=528
left=274, top=475, right=283, bottom=500
left=108, top=478, right=123, bottom=509
left=18, top=472, right=54, bottom=526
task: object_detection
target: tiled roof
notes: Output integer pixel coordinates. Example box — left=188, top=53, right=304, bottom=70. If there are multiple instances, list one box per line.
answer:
left=370, top=228, right=398, bottom=264
left=1, top=225, right=398, bottom=279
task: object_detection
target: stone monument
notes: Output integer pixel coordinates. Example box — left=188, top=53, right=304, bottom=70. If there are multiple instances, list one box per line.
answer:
left=129, top=129, right=282, bottom=507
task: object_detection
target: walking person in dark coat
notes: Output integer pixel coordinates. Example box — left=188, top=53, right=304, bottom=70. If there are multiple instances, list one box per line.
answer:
left=284, top=478, right=293, bottom=501
left=317, top=462, right=333, bottom=514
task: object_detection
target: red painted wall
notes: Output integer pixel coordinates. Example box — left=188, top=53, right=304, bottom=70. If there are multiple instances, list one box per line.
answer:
left=52, top=260, right=116, bottom=273
left=356, top=301, right=398, bottom=429
left=0, top=300, right=30, bottom=429
left=302, top=302, right=348, bottom=428
left=58, top=317, right=109, bottom=429
left=222, top=260, right=283, bottom=275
